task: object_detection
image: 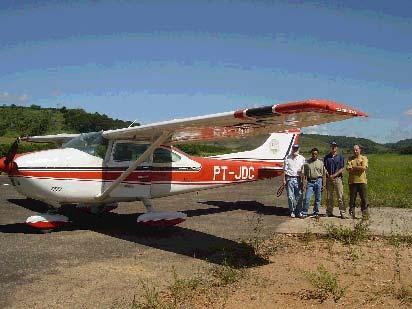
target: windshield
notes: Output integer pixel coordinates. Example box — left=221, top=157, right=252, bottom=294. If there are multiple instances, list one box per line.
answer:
left=63, top=131, right=108, bottom=158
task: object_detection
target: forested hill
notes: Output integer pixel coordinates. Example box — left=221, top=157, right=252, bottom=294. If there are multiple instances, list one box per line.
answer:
left=0, top=104, right=134, bottom=137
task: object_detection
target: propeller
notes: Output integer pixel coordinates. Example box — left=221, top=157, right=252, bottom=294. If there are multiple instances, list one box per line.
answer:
left=0, top=137, right=20, bottom=173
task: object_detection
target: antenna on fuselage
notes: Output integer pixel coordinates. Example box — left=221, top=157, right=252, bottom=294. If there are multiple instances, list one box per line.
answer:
left=128, top=119, right=139, bottom=128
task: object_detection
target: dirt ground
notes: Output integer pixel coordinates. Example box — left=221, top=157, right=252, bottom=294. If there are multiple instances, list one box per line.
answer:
left=0, top=175, right=411, bottom=308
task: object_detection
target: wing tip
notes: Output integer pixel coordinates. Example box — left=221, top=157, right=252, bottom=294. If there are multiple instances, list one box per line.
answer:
left=234, top=99, right=367, bottom=118
left=274, top=99, right=368, bottom=117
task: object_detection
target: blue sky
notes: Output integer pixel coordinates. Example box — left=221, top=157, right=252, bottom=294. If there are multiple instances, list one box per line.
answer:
left=0, top=0, right=411, bottom=143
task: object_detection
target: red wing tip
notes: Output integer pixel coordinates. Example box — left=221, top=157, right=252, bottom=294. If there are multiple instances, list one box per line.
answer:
left=235, top=99, right=367, bottom=118
left=274, top=99, right=368, bottom=117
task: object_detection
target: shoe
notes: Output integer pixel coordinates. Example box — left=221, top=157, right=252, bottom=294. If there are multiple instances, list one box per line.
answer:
left=340, top=212, right=348, bottom=219
left=298, top=213, right=308, bottom=219
left=310, top=213, right=319, bottom=218
left=349, top=209, right=356, bottom=219
left=290, top=212, right=296, bottom=218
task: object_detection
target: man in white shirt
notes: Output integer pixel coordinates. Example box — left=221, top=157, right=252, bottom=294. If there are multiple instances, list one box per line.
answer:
left=283, top=144, right=306, bottom=217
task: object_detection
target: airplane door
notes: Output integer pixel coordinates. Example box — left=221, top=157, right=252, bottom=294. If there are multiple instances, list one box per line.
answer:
left=150, top=147, right=201, bottom=198
left=104, top=141, right=152, bottom=199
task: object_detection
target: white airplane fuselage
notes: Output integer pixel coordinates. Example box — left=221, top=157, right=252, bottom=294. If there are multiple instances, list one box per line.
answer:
left=8, top=143, right=284, bottom=205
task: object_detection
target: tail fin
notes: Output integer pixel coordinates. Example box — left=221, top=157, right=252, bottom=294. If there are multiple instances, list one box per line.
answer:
left=213, top=129, right=300, bottom=162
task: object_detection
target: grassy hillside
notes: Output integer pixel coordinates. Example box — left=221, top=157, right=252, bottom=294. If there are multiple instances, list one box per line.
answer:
left=0, top=104, right=135, bottom=156
left=0, top=104, right=133, bottom=137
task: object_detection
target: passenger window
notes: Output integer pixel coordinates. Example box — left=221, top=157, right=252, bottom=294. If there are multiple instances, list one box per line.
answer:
left=113, top=143, right=149, bottom=161
left=153, top=148, right=181, bottom=163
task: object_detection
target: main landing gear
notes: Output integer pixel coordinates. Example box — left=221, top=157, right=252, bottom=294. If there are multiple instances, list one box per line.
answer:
left=24, top=199, right=187, bottom=231
left=25, top=213, right=69, bottom=231
left=137, top=198, right=187, bottom=228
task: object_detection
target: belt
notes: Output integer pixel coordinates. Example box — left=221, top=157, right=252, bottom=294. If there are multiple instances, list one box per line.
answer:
left=308, top=177, right=322, bottom=182
left=286, top=175, right=298, bottom=178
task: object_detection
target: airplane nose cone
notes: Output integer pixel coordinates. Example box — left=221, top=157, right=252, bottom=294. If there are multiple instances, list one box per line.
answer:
left=0, top=157, right=17, bottom=174
left=0, top=157, right=6, bottom=173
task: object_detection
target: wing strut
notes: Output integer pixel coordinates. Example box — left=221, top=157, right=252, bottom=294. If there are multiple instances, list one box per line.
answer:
left=95, top=131, right=172, bottom=201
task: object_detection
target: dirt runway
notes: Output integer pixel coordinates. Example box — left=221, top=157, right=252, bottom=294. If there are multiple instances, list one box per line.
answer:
left=0, top=176, right=290, bottom=308
left=1, top=175, right=411, bottom=308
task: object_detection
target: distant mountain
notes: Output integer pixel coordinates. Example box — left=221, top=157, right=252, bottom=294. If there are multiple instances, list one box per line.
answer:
left=299, top=133, right=390, bottom=155
left=385, top=138, right=412, bottom=155
left=385, top=139, right=412, bottom=149
left=205, top=133, right=391, bottom=155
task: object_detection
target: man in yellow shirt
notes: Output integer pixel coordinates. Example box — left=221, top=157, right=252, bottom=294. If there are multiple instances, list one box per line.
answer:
left=346, top=145, right=369, bottom=219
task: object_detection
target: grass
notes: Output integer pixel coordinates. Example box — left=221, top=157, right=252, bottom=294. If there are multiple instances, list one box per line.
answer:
left=132, top=279, right=166, bottom=309
left=210, top=261, right=245, bottom=287
left=387, top=233, right=412, bottom=247
left=168, top=268, right=205, bottom=307
left=324, top=220, right=369, bottom=245
left=395, top=285, right=412, bottom=304
left=133, top=263, right=245, bottom=309
left=341, top=154, right=412, bottom=209
left=303, top=265, right=346, bottom=303
left=298, top=153, right=412, bottom=211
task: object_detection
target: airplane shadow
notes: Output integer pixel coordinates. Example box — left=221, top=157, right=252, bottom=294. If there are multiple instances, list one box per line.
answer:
left=1, top=198, right=271, bottom=268
left=191, top=200, right=290, bottom=217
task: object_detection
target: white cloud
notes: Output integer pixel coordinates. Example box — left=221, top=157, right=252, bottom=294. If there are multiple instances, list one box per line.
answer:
left=302, top=125, right=329, bottom=135
left=0, top=91, right=29, bottom=104
left=405, top=109, right=412, bottom=116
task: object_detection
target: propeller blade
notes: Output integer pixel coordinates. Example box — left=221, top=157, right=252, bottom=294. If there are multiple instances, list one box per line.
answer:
left=4, top=137, right=20, bottom=165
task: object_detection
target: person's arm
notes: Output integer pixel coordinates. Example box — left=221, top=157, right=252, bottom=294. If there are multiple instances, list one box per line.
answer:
left=331, top=156, right=344, bottom=178
left=283, top=159, right=288, bottom=185
left=352, top=156, right=368, bottom=172
left=332, top=167, right=344, bottom=178
left=322, top=163, right=327, bottom=191
left=346, top=158, right=352, bottom=172
left=302, top=161, right=308, bottom=180
left=323, top=156, right=330, bottom=178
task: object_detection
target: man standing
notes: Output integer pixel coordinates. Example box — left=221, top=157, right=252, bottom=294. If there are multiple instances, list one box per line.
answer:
left=346, top=145, right=369, bottom=219
left=301, top=148, right=326, bottom=218
left=283, top=144, right=305, bottom=217
left=323, top=142, right=347, bottom=218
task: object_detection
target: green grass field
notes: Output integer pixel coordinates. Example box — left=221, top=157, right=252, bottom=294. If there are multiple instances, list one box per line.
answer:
left=318, top=154, right=412, bottom=209
left=356, top=154, right=411, bottom=208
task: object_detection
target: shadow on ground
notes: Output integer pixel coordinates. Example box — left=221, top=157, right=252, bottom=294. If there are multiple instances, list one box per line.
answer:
left=195, top=200, right=290, bottom=217
left=1, top=198, right=270, bottom=268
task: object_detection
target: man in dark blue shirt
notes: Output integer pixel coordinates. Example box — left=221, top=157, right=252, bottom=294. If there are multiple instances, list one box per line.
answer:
left=323, top=142, right=347, bottom=218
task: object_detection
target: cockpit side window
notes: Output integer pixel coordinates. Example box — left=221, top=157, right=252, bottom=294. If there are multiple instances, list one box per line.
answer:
left=153, top=147, right=181, bottom=163
left=63, top=131, right=108, bottom=159
left=112, top=143, right=149, bottom=162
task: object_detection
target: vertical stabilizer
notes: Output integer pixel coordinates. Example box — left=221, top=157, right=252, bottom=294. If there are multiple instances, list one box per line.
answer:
left=212, top=130, right=300, bottom=162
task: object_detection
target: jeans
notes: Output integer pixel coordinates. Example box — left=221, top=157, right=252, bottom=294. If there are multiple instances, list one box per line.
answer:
left=303, top=178, right=322, bottom=215
left=286, top=177, right=302, bottom=215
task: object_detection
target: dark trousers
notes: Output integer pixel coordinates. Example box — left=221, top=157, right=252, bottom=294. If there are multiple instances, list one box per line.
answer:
left=349, top=183, right=368, bottom=212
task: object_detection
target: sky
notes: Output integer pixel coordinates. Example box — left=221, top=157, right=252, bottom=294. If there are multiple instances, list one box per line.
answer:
left=0, top=0, right=411, bottom=143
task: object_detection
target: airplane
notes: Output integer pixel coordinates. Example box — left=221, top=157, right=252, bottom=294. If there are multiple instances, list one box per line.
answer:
left=0, top=99, right=367, bottom=230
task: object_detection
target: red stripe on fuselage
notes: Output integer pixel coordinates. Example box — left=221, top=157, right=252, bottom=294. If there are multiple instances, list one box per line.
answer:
left=13, top=157, right=283, bottom=183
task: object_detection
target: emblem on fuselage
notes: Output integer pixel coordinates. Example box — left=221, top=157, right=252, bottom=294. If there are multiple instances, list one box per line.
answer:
left=270, top=139, right=279, bottom=154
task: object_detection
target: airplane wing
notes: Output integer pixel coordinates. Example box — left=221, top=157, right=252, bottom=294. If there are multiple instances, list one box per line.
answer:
left=102, top=99, right=367, bottom=143
left=21, top=133, right=80, bottom=143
